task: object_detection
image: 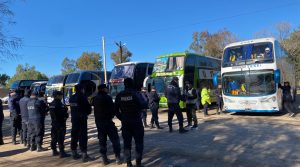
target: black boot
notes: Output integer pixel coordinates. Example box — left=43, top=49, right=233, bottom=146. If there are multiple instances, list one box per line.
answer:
left=101, top=154, right=110, bottom=165
left=12, top=140, right=16, bottom=145
left=143, top=121, right=149, bottom=128
left=37, top=145, right=46, bottom=152
left=115, top=155, right=122, bottom=165
left=24, top=141, right=27, bottom=147
left=82, top=152, right=91, bottom=162
left=179, top=127, right=188, bottom=133
left=150, top=123, right=155, bottom=129
left=136, top=159, right=143, bottom=167
left=127, top=161, right=133, bottom=167
left=52, top=149, right=59, bottom=156
left=156, top=123, right=163, bottom=129
left=169, top=126, right=173, bottom=133
left=30, top=145, right=37, bottom=151
left=0, top=140, right=4, bottom=145
left=60, top=150, right=70, bottom=158
left=72, top=150, right=80, bottom=160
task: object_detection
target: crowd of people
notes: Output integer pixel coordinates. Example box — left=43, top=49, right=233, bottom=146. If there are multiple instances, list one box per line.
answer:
left=0, top=77, right=296, bottom=167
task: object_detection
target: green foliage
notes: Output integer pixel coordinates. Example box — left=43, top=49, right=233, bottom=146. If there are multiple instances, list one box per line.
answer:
left=111, top=47, right=132, bottom=64
left=0, top=74, right=10, bottom=87
left=76, top=52, right=103, bottom=71
left=7, top=64, right=48, bottom=88
left=61, top=57, right=77, bottom=75
left=282, top=28, right=300, bottom=80
left=189, top=29, right=237, bottom=58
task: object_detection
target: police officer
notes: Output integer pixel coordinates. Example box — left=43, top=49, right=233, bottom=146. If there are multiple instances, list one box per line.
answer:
left=184, top=81, right=198, bottom=129
left=165, top=77, right=188, bottom=133
left=92, top=84, right=121, bottom=165
left=140, top=87, right=149, bottom=128
left=215, top=85, right=223, bottom=115
left=69, top=84, right=92, bottom=162
left=8, top=89, right=22, bottom=144
left=37, top=91, right=48, bottom=146
left=27, top=91, right=47, bottom=152
left=115, top=78, right=148, bottom=167
left=0, top=99, right=4, bottom=145
left=19, top=89, right=31, bottom=147
left=49, top=91, right=69, bottom=158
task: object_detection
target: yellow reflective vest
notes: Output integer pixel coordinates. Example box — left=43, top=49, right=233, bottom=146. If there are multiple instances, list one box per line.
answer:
left=201, top=88, right=211, bottom=105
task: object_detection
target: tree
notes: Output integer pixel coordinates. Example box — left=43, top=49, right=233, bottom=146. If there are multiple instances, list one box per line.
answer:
left=76, top=52, right=103, bottom=71
left=282, top=27, right=300, bottom=80
left=111, top=46, right=132, bottom=64
left=276, top=22, right=292, bottom=43
left=7, top=64, right=48, bottom=87
left=189, top=29, right=237, bottom=58
left=0, top=1, right=22, bottom=60
left=0, top=74, right=10, bottom=87
left=61, top=57, right=77, bottom=75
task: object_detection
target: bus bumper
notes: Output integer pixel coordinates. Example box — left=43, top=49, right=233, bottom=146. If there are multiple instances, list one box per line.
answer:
left=225, top=109, right=279, bottom=113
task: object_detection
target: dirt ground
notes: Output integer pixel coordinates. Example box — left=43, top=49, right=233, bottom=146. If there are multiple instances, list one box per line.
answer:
left=1, top=97, right=300, bottom=167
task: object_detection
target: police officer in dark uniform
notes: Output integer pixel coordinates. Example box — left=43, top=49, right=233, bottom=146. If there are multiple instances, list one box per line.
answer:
left=92, top=84, right=121, bottom=165
left=8, top=89, right=22, bottom=144
left=0, top=99, right=4, bottom=145
left=19, top=89, right=31, bottom=147
left=27, top=91, right=47, bottom=152
left=37, top=91, right=48, bottom=146
left=49, top=91, right=69, bottom=158
left=115, top=78, right=148, bottom=167
left=165, top=77, right=188, bottom=133
left=69, top=84, right=92, bottom=162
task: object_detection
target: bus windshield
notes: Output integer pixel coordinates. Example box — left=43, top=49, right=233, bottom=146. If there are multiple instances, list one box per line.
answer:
left=149, top=76, right=173, bottom=95
left=223, top=42, right=274, bottom=67
left=10, top=80, right=20, bottom=89
left=223, top=70, right=275, bottom=96
left=111, top=65, right=135, bottom=79
left=153, top=56, right=185, bottom=72
left=65, top=73, right=80, bottom=84
left=47, top=75, right=65, bottom=86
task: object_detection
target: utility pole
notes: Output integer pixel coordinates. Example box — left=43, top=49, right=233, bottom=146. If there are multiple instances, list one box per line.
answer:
left=102, top=36, right=108, bottom=84
left=115, top=41, right=124, bottom=64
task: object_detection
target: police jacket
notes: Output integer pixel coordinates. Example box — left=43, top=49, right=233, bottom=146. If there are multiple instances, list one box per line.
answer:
left=279, top=84, right=292, bottom=101
left=115, top=88, right=148, bottom=123
left=69, top=92, right=91, bottom=122
left=92, top=91, right=115, bottom=122
left=0, top=100, right=3, bottom=121
left=49, top=99, right=68, bottom=124
left=165, top=81, right=182, bottom=104
left=19, top=96, right=30, bottom=122
left=27, top=97, right=48, bottom=123
left=8, top=94, right=21, bottom=118
left=148, top=91, right=160, bottom=109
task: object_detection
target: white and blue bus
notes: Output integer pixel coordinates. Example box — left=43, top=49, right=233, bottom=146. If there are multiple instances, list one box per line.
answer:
left=213, top=38, right=296, bottom=112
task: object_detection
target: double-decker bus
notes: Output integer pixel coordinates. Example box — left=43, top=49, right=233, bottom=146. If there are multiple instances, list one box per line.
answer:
left=145, top=52, right=221, bottom=108
left=109, top=62, right=154, bottom=99
left=214, top=38, right=296, bottom=112
left=64, top=70, right=110, bottom=105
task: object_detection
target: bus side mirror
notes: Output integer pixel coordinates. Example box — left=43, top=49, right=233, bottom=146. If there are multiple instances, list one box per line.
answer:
left=213, top=73, right=218, bottom=87
left=274, top=69, right=280, bottom=84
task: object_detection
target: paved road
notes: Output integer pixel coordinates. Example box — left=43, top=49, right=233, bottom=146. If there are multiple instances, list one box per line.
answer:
left=1, top=99, right=300, bottom=167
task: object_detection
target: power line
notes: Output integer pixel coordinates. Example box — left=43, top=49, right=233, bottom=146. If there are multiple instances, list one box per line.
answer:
left=22, top=0, right=300, bottom=49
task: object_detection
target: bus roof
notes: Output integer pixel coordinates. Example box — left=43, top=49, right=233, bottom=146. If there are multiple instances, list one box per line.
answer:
left=32, top=81, right=48, bottom=85
left=115, top=61, right=154, bottom=66
left=69, top=70, right=110, bottom=74
left=156, top=52, right=220, bottom=60
left=225, top=37, right=276, bottom=49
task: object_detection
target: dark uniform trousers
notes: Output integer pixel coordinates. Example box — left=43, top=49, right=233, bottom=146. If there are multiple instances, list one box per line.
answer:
left=0, top=116, right=3, bottom=143
left=28, top=121, right=42, bottom=146
left=51, top=122, right=66, bottom=151
left=10, top=114, right=22, bottom=142
left=186, top=104, right=197, bottom=126
left=150, top=107, right=159, bottom=126
left=96, top=121, right=120, bottom=156
left=122, top=121, right=144, bottom=162
left=22, top=121, right=29, bottom=143
left=40, top=116, right=45, bottom=145
left=167, top=103, right=184, bottom=128
left=71, top=118, right=88, bottom=152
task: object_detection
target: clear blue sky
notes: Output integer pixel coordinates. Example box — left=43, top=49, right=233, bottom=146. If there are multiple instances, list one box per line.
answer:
left=2, top=0, right=300, bottom=77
